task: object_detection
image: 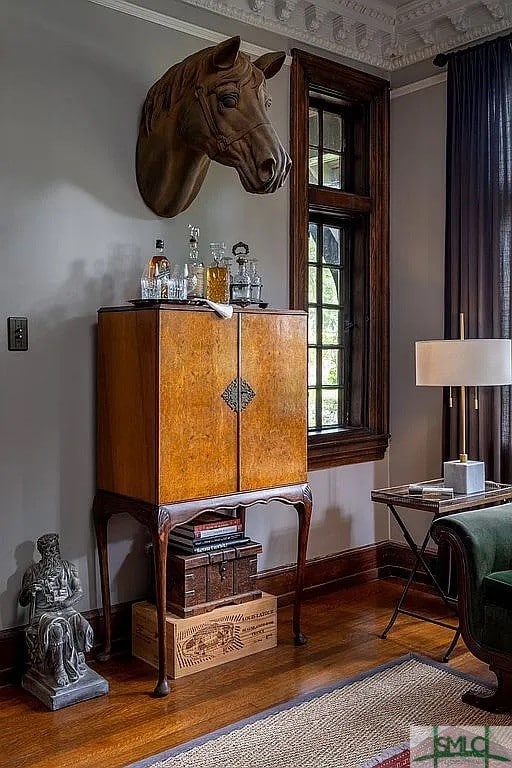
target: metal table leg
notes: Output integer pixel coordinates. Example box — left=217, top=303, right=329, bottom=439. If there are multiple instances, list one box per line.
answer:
left=381, top=504, right=459, bottom=655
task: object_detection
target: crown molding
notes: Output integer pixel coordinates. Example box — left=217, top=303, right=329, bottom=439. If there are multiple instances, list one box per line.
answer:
left=87, top=0, right=512, bottom=71
left=391, top=71, right=446, bottom=98
left=85, top=0, right=292, bottom=61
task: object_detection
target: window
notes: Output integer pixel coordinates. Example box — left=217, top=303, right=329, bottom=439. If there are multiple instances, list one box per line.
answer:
left=290, top=50, right=390, bottom=470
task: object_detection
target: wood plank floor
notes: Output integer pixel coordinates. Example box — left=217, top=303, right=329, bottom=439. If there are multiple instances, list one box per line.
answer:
left=0, top=578, right=495, bottom=768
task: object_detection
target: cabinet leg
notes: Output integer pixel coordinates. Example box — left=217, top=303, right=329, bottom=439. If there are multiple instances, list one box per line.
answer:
left=293, top=484, right=312, bottom=645
left=93, top=493, right=113, bottom=662
left=152, top=528, right=170, bottom=697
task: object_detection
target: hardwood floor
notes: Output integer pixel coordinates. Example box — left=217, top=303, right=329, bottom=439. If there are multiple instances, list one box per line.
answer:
left=0, top=578, right=495, bottom=768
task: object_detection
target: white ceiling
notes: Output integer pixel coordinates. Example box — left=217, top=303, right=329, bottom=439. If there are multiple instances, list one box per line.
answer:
left=176, top=0, right=512, bottom=70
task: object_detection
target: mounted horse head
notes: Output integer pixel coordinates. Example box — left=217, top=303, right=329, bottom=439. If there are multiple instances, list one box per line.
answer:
left=136, top=36, right=291, bottom=218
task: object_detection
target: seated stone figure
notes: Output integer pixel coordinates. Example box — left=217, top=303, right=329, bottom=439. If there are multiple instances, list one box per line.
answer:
left=19, top=533, right=93, bottom=688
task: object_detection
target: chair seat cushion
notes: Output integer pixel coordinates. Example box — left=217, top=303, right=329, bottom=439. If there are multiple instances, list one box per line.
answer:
left=483, top=570, right=512, bottom=605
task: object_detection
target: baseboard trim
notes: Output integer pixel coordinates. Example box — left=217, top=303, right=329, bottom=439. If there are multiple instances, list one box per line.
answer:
left=0, top=540, right=436, bottom=686
left=256, top=541, right=386, bottom=605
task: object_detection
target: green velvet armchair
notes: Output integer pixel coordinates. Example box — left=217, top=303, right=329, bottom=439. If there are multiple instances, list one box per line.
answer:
left=431, top=505, right=512, bottom=712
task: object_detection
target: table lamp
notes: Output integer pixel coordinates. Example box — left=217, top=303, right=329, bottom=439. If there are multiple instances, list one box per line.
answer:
left=415, top=314, right=512, bottom=494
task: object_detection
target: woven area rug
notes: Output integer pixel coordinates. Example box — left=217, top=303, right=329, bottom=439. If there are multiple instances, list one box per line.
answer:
left=126, top=654, right=512, bottom=768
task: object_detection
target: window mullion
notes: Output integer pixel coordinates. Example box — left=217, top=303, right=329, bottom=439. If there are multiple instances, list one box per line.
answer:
left=316, top=223, right=323, bottom=428
left=318, top=106, right=323, bottom=188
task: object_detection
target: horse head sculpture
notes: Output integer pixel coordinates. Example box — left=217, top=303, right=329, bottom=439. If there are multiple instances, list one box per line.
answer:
left=136, top=36, right=291, bottom=218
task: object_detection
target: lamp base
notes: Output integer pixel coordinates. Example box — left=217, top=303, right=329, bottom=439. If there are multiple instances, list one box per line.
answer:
left=444, top=460, right=485, bottom=495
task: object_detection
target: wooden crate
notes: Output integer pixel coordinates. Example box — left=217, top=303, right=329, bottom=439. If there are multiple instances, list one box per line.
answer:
left=132, top=593, right=277, bottom=679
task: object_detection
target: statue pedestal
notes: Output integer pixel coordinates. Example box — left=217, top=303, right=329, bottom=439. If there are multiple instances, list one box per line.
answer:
left=22, top=665, right=108, bottom=711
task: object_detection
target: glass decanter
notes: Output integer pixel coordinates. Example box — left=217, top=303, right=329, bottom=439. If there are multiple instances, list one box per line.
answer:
left=249, top=258, right=263, bottom=303
left=206, top=242, right=230, bottom=304
left=185, top=225, right=204, bottom=299
left=231, top=242, right=251, bottom=305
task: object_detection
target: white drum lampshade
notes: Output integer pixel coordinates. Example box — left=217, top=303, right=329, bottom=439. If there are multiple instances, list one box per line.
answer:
left=415, top=336, right=512, bottom=494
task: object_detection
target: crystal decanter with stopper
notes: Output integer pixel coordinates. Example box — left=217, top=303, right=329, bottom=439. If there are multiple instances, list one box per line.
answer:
left=231, top=242, right=252, bottom=305
left=185, top=225, right=204, bottom=299
left=249, top=257, right=263, bottom=303
left=206, top=242, right=230, bottom=303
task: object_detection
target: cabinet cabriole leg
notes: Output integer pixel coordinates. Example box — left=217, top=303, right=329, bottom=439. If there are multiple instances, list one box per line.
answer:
left=152, top=526, right=170, bottom=697
left=93, top=492, right=113, bottom=662
left=293, top=484, right=312, bottom=645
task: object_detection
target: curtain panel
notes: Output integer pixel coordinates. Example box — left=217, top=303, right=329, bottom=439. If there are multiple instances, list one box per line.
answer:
left=444, top=35, right=512, bottom=481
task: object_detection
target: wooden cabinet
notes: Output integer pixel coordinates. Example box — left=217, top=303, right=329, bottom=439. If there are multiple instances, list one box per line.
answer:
left=97, top=305, right=307, bottom=503
left=93, top=305, right=312, bottom=696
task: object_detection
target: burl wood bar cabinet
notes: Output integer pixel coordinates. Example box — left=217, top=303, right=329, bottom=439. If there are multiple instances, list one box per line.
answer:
left=93, top=304, right=312, bottom=696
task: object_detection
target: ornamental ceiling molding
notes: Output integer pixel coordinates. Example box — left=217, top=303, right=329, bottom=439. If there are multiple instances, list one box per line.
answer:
left=177, top=0, right=512, bottom=69
left=88, top=0, right=512, bottom=70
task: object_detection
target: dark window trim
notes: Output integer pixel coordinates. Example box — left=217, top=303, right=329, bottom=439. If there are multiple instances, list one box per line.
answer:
left=290, top=49, right=390, bottom=470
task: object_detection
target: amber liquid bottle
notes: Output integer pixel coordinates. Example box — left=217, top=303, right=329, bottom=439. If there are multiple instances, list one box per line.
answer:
left=206, top=242, right=230, bottom=303
left=141, top=238, right=169, bottom=299
left=151, top=238, right=170, bottom=298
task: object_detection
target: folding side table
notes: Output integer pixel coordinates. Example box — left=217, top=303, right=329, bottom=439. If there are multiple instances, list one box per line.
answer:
left=372, top=479, right=512, bottom=660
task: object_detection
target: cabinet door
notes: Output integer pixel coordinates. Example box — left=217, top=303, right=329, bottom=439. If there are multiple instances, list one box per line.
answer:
left=158, top=310, right=238, bottom=503
left=97, top=310, right=158, bottom=503
left=239, top=312, right=307, bottom=491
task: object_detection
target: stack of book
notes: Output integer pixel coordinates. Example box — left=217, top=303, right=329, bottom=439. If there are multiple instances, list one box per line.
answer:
left=169, top=512, right=250, bottom=554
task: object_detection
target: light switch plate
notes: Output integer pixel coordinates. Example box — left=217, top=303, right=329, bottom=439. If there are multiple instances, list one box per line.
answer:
left=7, top=317, right=28, bottom=351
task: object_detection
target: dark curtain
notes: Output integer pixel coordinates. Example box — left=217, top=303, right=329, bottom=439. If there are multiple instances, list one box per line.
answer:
left=444, top=35, right=512, bottom=482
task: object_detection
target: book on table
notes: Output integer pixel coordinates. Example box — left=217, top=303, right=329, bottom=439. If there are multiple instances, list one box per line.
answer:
left=169, top=534, right=252, bottom=555
left=177, top=512, right=243, bottom=540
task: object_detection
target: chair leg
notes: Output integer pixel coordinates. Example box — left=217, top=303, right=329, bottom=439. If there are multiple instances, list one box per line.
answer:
left=462, top=668, right=512, bottom=713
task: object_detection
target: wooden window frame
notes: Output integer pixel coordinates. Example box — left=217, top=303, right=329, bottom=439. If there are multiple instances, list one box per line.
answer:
left=290, top=49, right=390, bottom=470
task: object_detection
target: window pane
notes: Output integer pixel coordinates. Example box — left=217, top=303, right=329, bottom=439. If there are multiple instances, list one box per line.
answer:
left=323, top=227, right=340, bottom=265
left=308, top=349, right=317, bottom=386
left=309, top=148, right=319, bottom=185
left=308, top=223, right=318, bottom=262
left=309, top=107, right=319, bottom=146
left=322, top=309, right=339, bottom=344
left=322, top=350, right=338, bottom=385
left=323, top=112, right=342, bottom=152
left=322, top=267, right=339, bottom=304
left=308, top=389, right=317, bottom=429
left=321, top=389, right=338, bottom=426
left=309, top=266, right=317, bottom=303
left=308, top=307, right=317, bottom=341
left=323, top=153, right=342, bottom=188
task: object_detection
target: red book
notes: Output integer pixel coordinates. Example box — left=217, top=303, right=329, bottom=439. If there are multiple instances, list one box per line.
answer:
left=180, top=512, right=242, bottom=534
left=173, top=523, right=243, bottom=540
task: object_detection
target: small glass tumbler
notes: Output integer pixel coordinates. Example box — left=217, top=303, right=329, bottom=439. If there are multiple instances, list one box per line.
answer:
left=167, top=265, right=188, bottom=300
left=141, top=276, right=162, bottom=299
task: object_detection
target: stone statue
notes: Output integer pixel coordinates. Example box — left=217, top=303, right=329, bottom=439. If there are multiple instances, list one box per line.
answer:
left=19, top=533, right=108, bottom=710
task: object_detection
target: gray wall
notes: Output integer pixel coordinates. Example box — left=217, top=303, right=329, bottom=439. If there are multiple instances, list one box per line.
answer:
left=388, top=80, right=447, bottom=542
left=0, top=0, right=389, bottom=631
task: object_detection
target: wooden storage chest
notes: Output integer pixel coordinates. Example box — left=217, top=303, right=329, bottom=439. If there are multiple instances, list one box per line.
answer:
left=165, top=541, right=263, bottom=617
